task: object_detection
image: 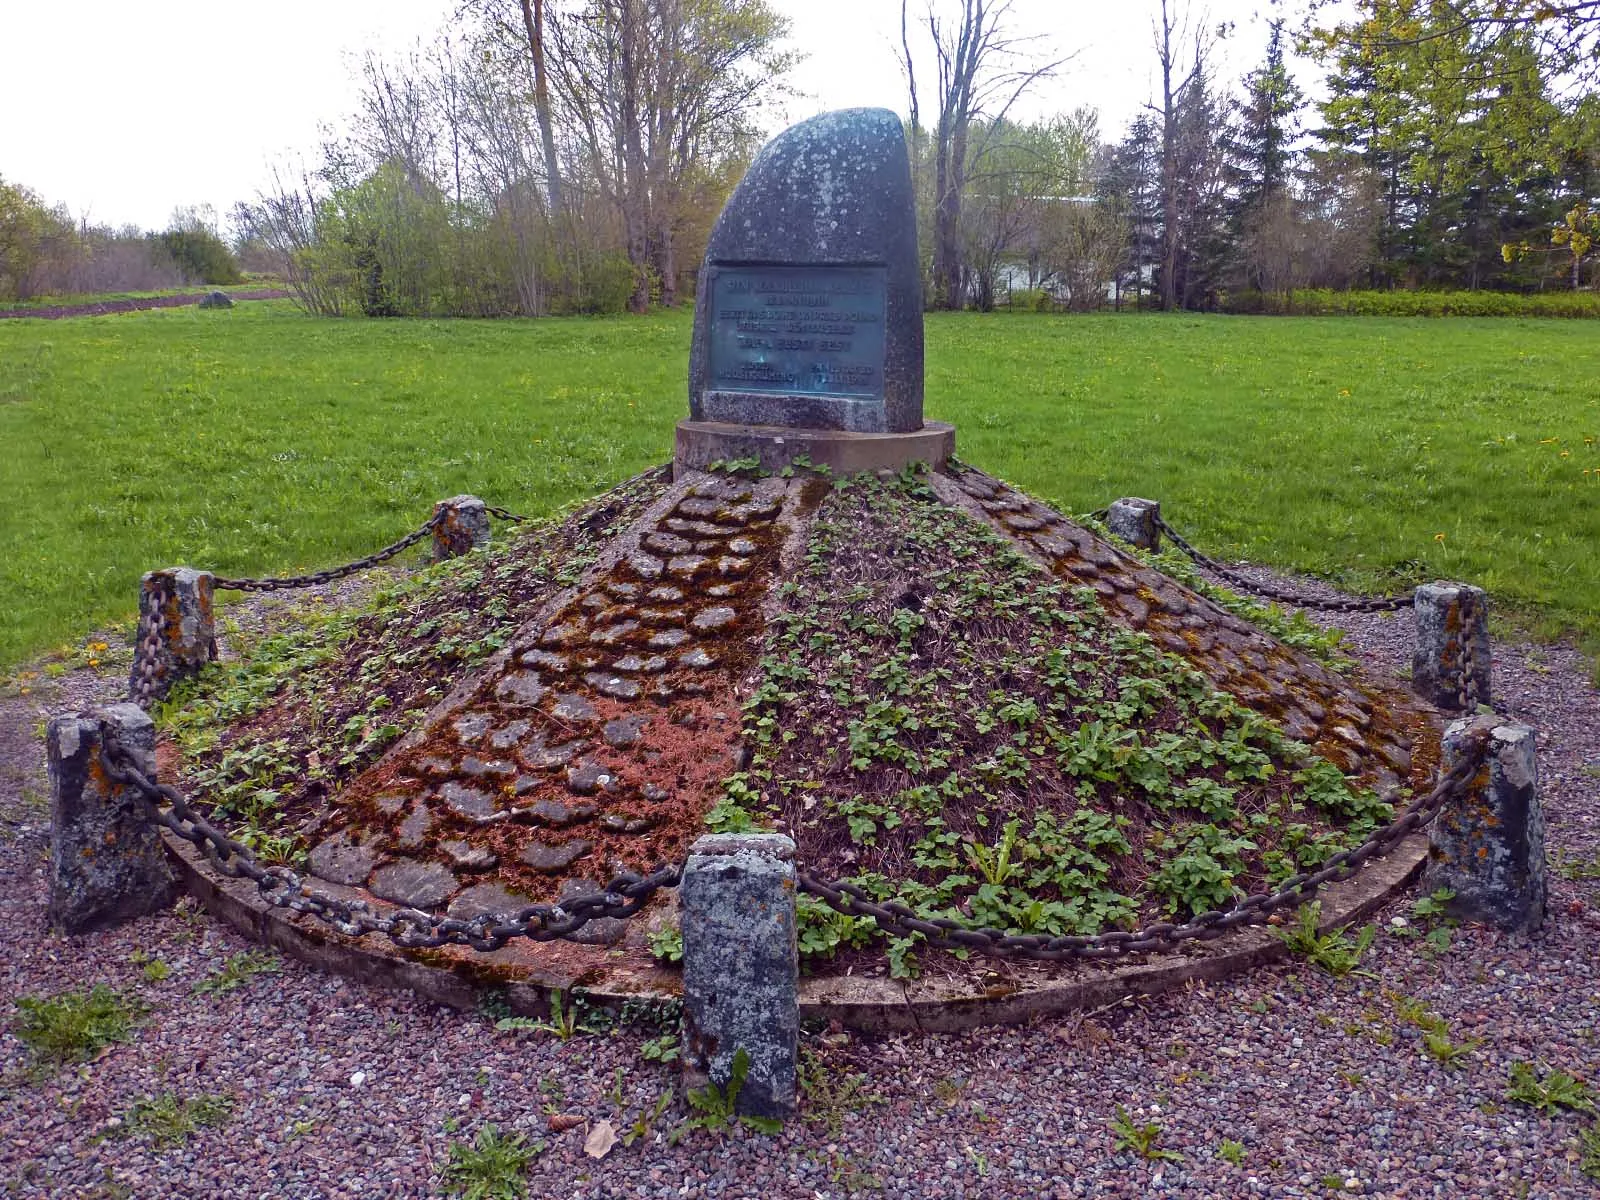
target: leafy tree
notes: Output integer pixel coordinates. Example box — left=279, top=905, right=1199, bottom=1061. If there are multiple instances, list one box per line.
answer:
left=1313, top=0, right=1573, bottom=289
left=155, top=207, right=243, bottom=286
left=0, top=176, right=71, bottom=300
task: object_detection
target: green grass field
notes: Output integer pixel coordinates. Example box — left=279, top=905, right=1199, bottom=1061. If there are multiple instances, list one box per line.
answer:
left=2, top=302, right=1597, bottom=669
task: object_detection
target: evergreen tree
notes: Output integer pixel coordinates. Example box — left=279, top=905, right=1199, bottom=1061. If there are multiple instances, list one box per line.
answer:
left=1226, top=20, right=1305, bottom=294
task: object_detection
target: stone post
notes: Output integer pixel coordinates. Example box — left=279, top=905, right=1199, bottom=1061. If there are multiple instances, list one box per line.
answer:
left=1106, top=498, right=1161, bottom=552
left=432, top=495, right=492, bottom=561
left=48, top=704, right=177, bottom=933
left=1422, top=715, right=1545, bottom=933
left=680, top=833, right=798, bottom=1121
left=128, top=567, right=215, bottom=704
left=1412, top=581, right=1491, bottom=712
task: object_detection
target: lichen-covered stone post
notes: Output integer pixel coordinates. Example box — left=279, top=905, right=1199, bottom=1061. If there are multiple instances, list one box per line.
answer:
left=432, top=495, right=491, bottom=561
left=1106, top=498, right=1161, bottom=552
left=48, top=704, right=176, bottom=933
left=1422, top=715, right=1544, bottom=933
left=1412, top=581, right=1491, bottom=711
left=128, top=567, right=215, bottom=704
left=680, top=833, right=798, bottom=1120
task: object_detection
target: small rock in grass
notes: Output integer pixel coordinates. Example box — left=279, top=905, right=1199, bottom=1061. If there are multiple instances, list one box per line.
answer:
left=612, top=654, right=669, bottom=674
left=488, top=720, right=531, bottom=750
left=448, top=883, right=531, bottom=920
left=397, top=804, right=434, bottom=849
left=519, top=649, right=570, bottom=673
left=627, top=553, right=665, bottom=580
left=459, top=756, right=513, bottom=779
left=523, top=799, right=598, bottom=827
left=452, top=713, right=493, bottom=742
left=668, top=555, right=709, bottom=576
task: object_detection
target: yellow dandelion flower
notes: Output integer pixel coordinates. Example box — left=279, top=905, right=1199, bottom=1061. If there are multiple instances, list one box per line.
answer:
left=1434, top=532, right=1447, bottom=543
left=1561, top=449, right=1572, bottom=458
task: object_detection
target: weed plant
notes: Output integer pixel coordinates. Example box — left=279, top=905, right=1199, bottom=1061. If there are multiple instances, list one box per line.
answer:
left=11, top=985, right=144, bottom=1067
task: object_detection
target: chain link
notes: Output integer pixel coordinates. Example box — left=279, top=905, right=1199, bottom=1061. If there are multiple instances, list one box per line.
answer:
left=1458, top=588, right=1481, bottom=712
left=484, top=505, right=528, bottom=524
left=100, top=740, right=678, bottom=949
left=800, top=735, right=1488, bottom=963
left=128, top=575, right=171, bottom=711
left=212, top=514, right=446, bottom=593
left=1153, top=515, right=1415, bottom=615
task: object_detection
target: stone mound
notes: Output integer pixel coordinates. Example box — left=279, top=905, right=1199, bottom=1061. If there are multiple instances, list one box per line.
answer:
left=164, top=460, right=1442, bottom=1003
left=196, top=462, right=1436, bottom=966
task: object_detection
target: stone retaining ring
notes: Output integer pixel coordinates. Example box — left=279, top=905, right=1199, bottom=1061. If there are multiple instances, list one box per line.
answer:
left=157, top=820, right=1433, bottom=1036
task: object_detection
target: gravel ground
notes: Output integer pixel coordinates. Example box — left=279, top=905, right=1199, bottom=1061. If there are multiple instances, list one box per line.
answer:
left=3, top=564, right=1599, bottom=1200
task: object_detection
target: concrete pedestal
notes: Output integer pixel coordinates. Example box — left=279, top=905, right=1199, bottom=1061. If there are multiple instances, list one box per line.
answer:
left=673, top=419, right=955, bottom=479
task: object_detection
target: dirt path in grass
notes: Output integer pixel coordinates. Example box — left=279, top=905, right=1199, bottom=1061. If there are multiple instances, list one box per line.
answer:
left=3, top=564, right=1600, bottom=1198
left=0, top=288, right=290, bottom=321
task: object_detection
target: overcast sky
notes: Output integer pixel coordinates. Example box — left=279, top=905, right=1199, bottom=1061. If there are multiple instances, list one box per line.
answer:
left=2, top=0, right=1295, bottom=233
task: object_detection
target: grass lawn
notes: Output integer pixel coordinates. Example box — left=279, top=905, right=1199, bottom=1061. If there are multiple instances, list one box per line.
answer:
left=2, top=302, right=1596, bottom=669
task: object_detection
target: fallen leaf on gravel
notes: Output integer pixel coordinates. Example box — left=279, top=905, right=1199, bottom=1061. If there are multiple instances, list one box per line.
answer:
left=547, top=1113, right=585, bottom=1132
left=1076, top=1020, right=1112, bottom=1047
left=584, top=1119, right=618, bottom=1159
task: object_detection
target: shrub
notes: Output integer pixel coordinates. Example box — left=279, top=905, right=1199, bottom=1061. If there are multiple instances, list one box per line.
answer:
left=154, top=227, right=243, bottom=286
left=1262, top=288, right=1600, bottom=319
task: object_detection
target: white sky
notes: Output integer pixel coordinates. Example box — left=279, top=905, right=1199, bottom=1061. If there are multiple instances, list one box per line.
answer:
left=1, top=0, right=1294, bottom=233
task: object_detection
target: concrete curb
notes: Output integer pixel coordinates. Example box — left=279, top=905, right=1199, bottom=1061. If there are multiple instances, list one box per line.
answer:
left=162, top=828, right=1427, bottom=1033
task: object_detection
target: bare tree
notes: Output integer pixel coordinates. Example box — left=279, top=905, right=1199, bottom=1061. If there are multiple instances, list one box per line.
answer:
left=1149, top=0, right=1222, bottom=309
left=548, top=0, right=791, bottom=311
left=900, top=0, right=1066, bottom=309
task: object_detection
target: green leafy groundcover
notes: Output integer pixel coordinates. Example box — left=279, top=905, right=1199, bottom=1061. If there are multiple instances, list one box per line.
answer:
left=714, top=472, right=1396, bottom=979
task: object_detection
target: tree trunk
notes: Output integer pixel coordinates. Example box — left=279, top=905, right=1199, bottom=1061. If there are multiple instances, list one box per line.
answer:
left=520, top=0, right=564, bottom=217
left=618, top=0, right=652, bottom=313
left=1158, top=0, right=1180, bottom=312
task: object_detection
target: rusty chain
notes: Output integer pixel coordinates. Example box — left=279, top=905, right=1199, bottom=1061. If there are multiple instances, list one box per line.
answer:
left=484, top=504, right=528, bottom=524
left=1151, top=515, right=1415, bottom=615
left=99, top=728, right=1484, bottom=963
left=129, top=574, right=171, bottom=711
left=1458, top=588, right=1482, bottom=712
left=100, top=738, right=678, bottom=950
left=800, top=735, right=1488, bottom=962
left=212, top=513, right=446, bottom=593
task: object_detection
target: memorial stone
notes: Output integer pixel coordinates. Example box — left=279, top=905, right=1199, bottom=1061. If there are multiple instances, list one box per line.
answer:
left=679, top=108, right=954, bottom=475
